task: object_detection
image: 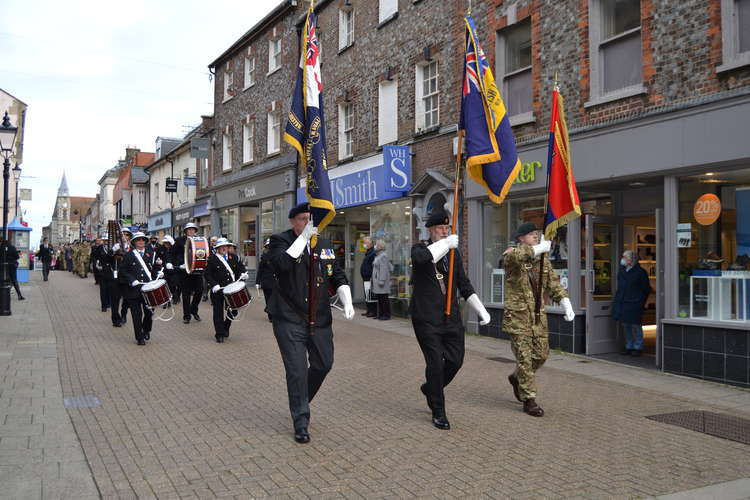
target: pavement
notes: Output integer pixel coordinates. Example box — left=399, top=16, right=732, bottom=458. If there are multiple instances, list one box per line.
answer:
left=1, top=270, right=750, bottom=499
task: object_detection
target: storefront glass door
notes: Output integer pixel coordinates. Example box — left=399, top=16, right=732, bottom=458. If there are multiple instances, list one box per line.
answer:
left=585, top=215, right=622, bottom=355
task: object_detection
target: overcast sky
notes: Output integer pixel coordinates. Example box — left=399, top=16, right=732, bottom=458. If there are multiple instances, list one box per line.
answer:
left=1, top=0, right=281, bottom=246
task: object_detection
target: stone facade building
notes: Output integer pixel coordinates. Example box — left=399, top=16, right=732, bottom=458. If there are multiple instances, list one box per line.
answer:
left=44, top=173, right=95, bottom=246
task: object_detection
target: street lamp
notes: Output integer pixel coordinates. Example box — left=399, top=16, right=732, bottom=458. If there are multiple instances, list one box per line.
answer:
left=12, top=165, right=21, bottom=218
left=0, top=111, right=19, bottom=316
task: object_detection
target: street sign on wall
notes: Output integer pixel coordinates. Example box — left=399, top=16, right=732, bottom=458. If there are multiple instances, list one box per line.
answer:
left=190, top=138, right=210, bottom=159
left=183, top=176, right=197, bottom=186
left=165, top=178, right=178, bottom=192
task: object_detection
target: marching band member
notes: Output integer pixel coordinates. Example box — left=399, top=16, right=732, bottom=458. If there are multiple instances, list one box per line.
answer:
left=171, top=222, right=204, bottom=324
left=410, top=211, right=490, bottom=430
left=120, top=231, right=162, bottom=345
left=158, top=235, right=180, bottom=305
left=115, top=227, right=133, bottom=325
left=205, top=238, right=247, bottom=343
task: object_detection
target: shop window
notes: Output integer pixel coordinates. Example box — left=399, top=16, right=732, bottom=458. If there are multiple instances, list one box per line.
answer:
left=370, top=200, right=412, bottom=300
left=338, top=102, right=354, bottom=160
left=719, top=0, right=750, bottom=72
left=339, top=8, right=354, bottom=50
left=220, top=207, right=237, bottom=242
left=415, top=61, right=439, bottom=132
left=378, top=79, right=398, bottom=145
left=261, top=199, right=274, bottom=244
left=677, top=170, right=750, bottom=322
left=497, top=19, right=532, bottom=121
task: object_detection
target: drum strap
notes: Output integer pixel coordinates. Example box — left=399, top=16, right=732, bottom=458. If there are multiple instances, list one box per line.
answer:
left=132, top=250, right=152, bottom=281
left=219, top=255, right=235, bottom=283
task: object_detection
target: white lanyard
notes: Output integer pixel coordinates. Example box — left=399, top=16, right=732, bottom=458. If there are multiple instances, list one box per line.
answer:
left=132, top=249, right=152, bottom=281
left=218, top=254, right=235, bottom=282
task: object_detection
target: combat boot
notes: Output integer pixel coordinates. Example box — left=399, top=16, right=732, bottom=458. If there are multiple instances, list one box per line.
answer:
left=508, top=373, right=522, bottom=402
left=523, top=398, right=544, bottom=417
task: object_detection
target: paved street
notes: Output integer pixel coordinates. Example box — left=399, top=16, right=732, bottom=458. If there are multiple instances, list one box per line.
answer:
left=2, top=271, right=750, bottom=499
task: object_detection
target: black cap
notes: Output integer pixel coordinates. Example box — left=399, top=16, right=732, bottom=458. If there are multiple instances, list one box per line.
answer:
left=425, top=211, right=450, bottom=228
left=514, top=222, right=539, bottom=240
left=288, top=202, right=310, bottom=219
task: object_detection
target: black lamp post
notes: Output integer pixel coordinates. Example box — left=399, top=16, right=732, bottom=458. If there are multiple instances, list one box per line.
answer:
left=12, top=165, right=21, bottom=217
left=0, top=111, right=19, bottom=316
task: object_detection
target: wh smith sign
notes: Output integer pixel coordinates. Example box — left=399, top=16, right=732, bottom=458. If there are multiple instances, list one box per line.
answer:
left=296, top=147, right=411, bottom=209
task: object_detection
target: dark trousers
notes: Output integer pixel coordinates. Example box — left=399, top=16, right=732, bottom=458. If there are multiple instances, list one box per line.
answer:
left=376, top=293, right=390, bottom=319
left=181, top=273, right=203, bottom=318
left=262, top=287, right=273, bottom=320
left=118, top=283, right=130, bottom=321
left=126, top=296, right=152, bottom=342
left=272, top=320, right=334, bottom=431
left=98, top=279, right=110, bottom=309
left=210, top=292, right=236, bottom=339
left=66, top=258, right=73, bottom=271
left=105, top=279, right=122, bottom=325
left=93, top=270, right=101, bottom=285
left=413, top=322, right=465, bottom=414
left=9, top=265, right=22, bottom=298
left=165, top=272, right=180, bottom=303
left=42, top=261, right=51, bottom=281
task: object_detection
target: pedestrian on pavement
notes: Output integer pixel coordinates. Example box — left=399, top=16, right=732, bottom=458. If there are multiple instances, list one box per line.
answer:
left=92, top=239, right=110, bottom=312
left=371, top=239, right=392, bottom=320
left=266, top=203, right=354, bottom=444
left=410, top=211, right=490, bottom=430
left=172, top=222, right=204, bottom=324
left=36, top=237, right=54, bottom=281
left=612, top=250, right=652, bottom=357
left=1, top=238, right=25, bottom=300
left=121, top=232, right=160, bottom=345
left=360, top=237, right=377, bottom=318
left=503, top=223, right=575, bottom=417
left=256, top=238, right=275, bottom=322
left=205, top=238, right=247, bottom=343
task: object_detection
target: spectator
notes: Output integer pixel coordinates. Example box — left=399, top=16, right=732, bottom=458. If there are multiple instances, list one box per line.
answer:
left=371, top=239, right=392, bottom=320
left=612, top=250, right=652, bottom=357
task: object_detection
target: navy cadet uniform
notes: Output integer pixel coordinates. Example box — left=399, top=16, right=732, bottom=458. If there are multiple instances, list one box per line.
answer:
left=267, top=203, right=349, bottom=443
left=92, top=243, right=111, bottom=311
left=116, top=233, right=132, bottom=325
left=120, top=233, right=156, bottom=345
left=172, top=224, right=204, bottom=323
left=205, top=239, right=247, bottom=342
left=98, top=243, right=124, bottom=327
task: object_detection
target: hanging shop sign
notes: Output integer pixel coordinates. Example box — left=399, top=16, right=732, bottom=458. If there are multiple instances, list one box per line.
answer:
left=165, top=178, right=178, bottom=193
left=693, top=193, right=721, bottom=226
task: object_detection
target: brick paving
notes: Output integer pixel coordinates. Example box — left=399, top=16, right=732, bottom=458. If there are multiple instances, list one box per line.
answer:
left=28, top=270, right=750, bottom=499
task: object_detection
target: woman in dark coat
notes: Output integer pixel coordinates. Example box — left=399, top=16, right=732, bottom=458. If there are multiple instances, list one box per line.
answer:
left=612, top=250, right=652, bottom=356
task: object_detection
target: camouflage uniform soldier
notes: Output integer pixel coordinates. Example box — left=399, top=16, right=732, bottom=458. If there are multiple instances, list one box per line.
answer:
left=81, top=241, right=91, bottom=278
left=503, top=222, right=575, bottom=417
left=72, top=243, right=81, bottom=276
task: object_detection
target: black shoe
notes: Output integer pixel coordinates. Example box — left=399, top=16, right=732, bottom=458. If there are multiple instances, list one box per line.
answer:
left=508, top=373, right=522, bottom=403
left=202, top=295, right=208, bottom=302
left=620, top=350, right=632, bottom=356
left=192, top=313, right=201, bottom=322
left=377, top=316, right=391, bottom=320
left=432, top=413, right=450, bottom=430
left=183, top=317, right=190, bottom=324
left=523, top=398, right=544, bottom=417
left=120, top=317, right=127, bottom=325
left=137, top=339, right=146, bottom=346
left=113, top=322, right=121, bottom=328
left=101, top=307, right=107, bottom=312
left=420, top=384, right=434, bottom=411
left=294, top=428, right=310, bottom=444
left=144, top=332, right=150, bottom=341
left=216, top=336, right=224, bottom=343
left=18, top=296, right=25, bottom=301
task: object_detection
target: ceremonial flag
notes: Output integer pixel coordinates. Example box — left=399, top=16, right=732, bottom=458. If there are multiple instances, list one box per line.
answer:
left=460, top=15, right=521, bottom=204
left=543, top=87, right=581, bottom=239
left=283, top=8, right=335, bottom=234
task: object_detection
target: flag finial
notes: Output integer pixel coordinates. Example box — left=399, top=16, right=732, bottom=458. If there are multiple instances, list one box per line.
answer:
left=467, top=0, right=472, bottom=15
left=554, top=72, right=559, bottom=91
left=309, top=0, right=315, bottom=10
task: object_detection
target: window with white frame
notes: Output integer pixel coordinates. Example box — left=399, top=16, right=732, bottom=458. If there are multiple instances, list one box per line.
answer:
left=719, top=0, right=750, bottom=72
left=222, top=131, right=232, bottom=171
left=244, top=57, right=255, bottom=88
left=268, top=39, right=281, bottom=73
left=267, top=111, right=280, bottom=154
left=415, top=61, right=439, bottom=132
left=338, top=102, right=354, bottom=159
left=378, top=79, right=398, bottom=145
left=379, top=0, right=398, bottom=24
left=587, top=0, right=642, bottom=103
left=499, top=19, right=532, bottom=119
left=339, top=9, right=354, bottom=50
left=223, top=70, right=234, bottom=101
left=200, top=158, right=208, bottom=188
left=243, top=122, right=254, bottom=164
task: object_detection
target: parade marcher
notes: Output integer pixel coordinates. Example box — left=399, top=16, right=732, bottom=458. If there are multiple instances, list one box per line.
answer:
left=158, top=235, right=180, bottom=305
left=613, top=250, right=652, bottom=357
left=503, top=222, right=575, bottom=417
left=81, top=241, right=91, bottom=279
left=92, top=238, right=110, bottom=312
left=410, top=211, right=490, bottom=430
left=115, top=228, right=133, bottom=325
left=120, top=231, right=161, bottom=345
left=65, top=244, right=73, bottom=273
left=267, top=203, right=354, bottom=443
left=371, top=239, right=392, bottom=320
left=205, top=238, right=248, bottom=343
left=360, top=237, right=377, bottom=317
left=148, top=234, right=160, bottom=254
left=1, top=238, right=24, bottom=300
left=171, top=222, right=204, bottom=324
left=100, top=239, right=124, bottom=327
left=256, top=238, right=275, bottom=322
left=91, top=238, right=103, bottom=285
left=36, top=237, right=54, bottom=281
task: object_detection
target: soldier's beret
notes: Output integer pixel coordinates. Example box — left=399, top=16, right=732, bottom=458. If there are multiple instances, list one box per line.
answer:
left=288, top=202, right=310, bottom=219
left=514, top=222, right=539, bottom=240
left=425, top=211, right=450, bottom=228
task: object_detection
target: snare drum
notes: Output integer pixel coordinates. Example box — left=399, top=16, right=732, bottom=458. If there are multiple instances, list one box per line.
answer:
left=222, top=281, right=251, bottom=309
left=141, top=279, right=172, bottom=307
left=185, top=236, right=209, bottom=274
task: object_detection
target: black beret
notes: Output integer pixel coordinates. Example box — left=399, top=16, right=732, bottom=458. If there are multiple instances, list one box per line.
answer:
left=514, top=222, right=539, bottom=240
left=425, top=211, right=450, bottom=228
left=288, top=202, right=310, bottom=219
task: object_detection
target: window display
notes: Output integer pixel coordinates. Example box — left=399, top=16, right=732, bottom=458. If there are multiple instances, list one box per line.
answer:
left=370, top=200, right=412, bottom=300
left=219, top=207, right=237, bottom=243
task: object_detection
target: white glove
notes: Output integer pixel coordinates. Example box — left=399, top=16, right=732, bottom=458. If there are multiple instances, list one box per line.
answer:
left=95, top=262, right=102, bottom=270
left=286, top=221, right=318, bottom=259
left=533, top=235, right=552, bottom=257
left=239, top=272, right=249, bottom=281
left=255, top=284, right=261, bottom=290
left=561, top=297, right=575, bottom=322
left=427, top=234, right=459, bottom=263
left=112, top=243, right=121, bottom=252
left=131, top=280, right=141, bottom=287
left=157, top=270, right=164, bottom=279
left=179, top=263, right=186, bottom=270
left=166, top=263, right=174, bottom=270
left=212, top=284, right=221, bottom=293
left=467, top=293, right=491, bottom=325
left=336, top=284, right=355, bottom=320
left=156, top=258, right=162, bottom=265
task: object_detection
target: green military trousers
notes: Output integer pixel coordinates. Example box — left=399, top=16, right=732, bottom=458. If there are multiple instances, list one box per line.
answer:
left=509, top=326, right=549, bottom=401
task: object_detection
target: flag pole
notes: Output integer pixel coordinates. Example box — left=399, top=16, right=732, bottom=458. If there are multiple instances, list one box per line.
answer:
left=306, top=1, right=316, bottom=334
left=535, top=73, right=558, bottom=324
left=444, top=132, right=465, bottom=319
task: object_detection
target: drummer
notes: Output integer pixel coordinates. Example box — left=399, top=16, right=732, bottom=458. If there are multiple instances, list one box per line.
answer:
left=172, top=222, right=205, bottom=324
left=121, top=231, right=163, bottom=345
left=205, top=238, right=248, bottom=343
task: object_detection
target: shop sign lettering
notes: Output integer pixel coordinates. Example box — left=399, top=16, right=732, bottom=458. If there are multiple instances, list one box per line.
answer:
left=384, top=145, right=411, bottom=192
left=238, top=185, right=257, bottom=200
left=513, top=161, right=542, bottom=185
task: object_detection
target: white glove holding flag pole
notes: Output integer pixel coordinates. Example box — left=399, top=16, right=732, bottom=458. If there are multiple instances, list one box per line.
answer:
left=533, top=234, right=552, bottom=257
left=428, top=234, right=459, bottom=263
left=239, top=272, right=249, bottom=281
left=286, top=220, right=317, bottom=259
left=467, top=294, right=491, bottom=325
left=112, top=243, right=120, bottom=252
left=561, top=297, right=575, bottom=322
left=212, top=284, right=221, bottom=293
left=166, top=263, right=174, bottom=270
left=337, top=285, right=355, bottom=320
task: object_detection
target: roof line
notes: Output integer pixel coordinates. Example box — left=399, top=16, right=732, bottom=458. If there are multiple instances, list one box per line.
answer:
left=0, top=88, right=28, bottom=107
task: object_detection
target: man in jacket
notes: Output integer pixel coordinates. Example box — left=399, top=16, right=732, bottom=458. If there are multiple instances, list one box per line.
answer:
left=91, top=238, right=110, bottom=311
left=612, top=250, right=652, bottom=357
left=36, top=237, right=54, bottom=281
left=158, top=235, right=180, bottom=305
left=120, top=232, right=161, bottom=345
left=410, top=211, right=491, bottom=430
left=1, top=238, right=24, bottom=300
left=359, top=237, right=377, bottom=317
left=205, top=238, right=248, bottom=343
left=171, top=223, right=204, bottom=324
left=266, top=203, right=354, bottom=444
left=98, top=240, right=123, bottom=327
left=255, top=238, right=275, bottom=322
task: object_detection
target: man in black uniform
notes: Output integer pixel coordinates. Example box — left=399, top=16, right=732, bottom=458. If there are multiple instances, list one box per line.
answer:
left=410, top=211, right=491, bottom=430
left=91, top=238, right=110, bottom=312
left=172, top=222, right=204, bottom=324
left=205, top=237, right=248, bottom=343
left=159, top=235, right=180, bottom=305
left=91, top=237, right=103, bottom=285
left=360, top=237, right=377, bottom=317
left=255, top=238, right=275, bottom=322
left=120, top=231, right=161, bottom=345
left=115, top=228, right=133, bottom=324
left=98, top=240, right=123, bottom=327
left=267, top=203, right=354, bottom=444
left=36, top=238, right=53, bottom=281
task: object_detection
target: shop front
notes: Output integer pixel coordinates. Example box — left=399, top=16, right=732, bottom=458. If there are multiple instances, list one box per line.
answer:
left=172, top=205, right=193, bottom=236
left=193, top=199, right=211, bottom=237
left=147, top=210, right=172, bottom=240
left=297, top=147, right=413, bottom=313
left=466, top=93, right=750, bottom=385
